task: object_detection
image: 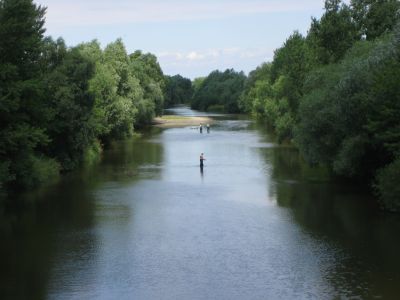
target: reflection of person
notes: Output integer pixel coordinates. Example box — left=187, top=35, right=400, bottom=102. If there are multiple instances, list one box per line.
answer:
left=200, top=153, right=206, bottom=169
left=206, top=124, right=210, bottom=133
left=199, top=123, right=203, bottom=134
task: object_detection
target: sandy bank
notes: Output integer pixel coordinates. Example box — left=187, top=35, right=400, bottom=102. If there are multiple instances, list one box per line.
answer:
left=152, top=115, right=214, bottom=128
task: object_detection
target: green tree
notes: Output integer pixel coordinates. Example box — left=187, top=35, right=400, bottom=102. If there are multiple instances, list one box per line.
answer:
left=307, top=0, right=359, bottom=65
left=271, top=31, right=310, bottom=117
left=296, top=25, right=400, bottom=197
left=351, top=0, right=400, bottom=40
left=0, top=0, right=57, bottom=188
left=164, top=75, right=193, bottom=107
left=191, top=69, right=246, bottom=113
left=43, top=45, right=99, bottom=170
left=242, top=32, right=310, bottom=142
left=79, top=39, right=141, bottom=142
left=239, top=63, right=273, bottom=116
left=129, top=50, right=165, bottom=124
left=192, top=77, right=205, bottom=94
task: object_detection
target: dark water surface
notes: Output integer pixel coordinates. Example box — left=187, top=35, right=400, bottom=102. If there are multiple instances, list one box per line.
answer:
left=1, top=108, right=400, bottom=299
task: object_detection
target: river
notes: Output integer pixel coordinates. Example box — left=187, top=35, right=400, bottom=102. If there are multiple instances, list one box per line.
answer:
left=1, top=107, right=399, bottom=299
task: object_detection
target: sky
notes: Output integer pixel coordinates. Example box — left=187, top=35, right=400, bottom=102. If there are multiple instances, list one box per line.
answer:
left=37, top=0, right=329, bottom=79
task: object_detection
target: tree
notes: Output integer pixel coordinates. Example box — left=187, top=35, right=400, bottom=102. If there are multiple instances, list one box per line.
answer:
left=239, top=63, right=273, bottom=114
left=129, top=50, right=165, bottom=124
left=271, top=31, right=310, bottom=116
left=43, top=45, right=99, bottom=170
left=79, top=39, right=142, bottom=142
left=191, top=69, right=246, bottom=113
left=0, top=0, right=58, bottom=188
left=0, top=1, right=176, bottom=192
left=241, top=32, right=310, bottom=142
left=164, top=75, right=193, bottom=107
left=192, top=77, right=205, bottom=94
left=296, top=25, right=400, bottom=192
left=307, top=0, right=359, bottom=65
left=351, top=0, right=400, bottom=40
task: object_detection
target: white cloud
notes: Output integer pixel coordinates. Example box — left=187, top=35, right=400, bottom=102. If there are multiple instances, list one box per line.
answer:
left=157, top=47, right=272, bottom=62
left=158, top=52, right=185, bottom=60
left=156, top=46, right=274, bottom=78
left=186, top=51, right=205, bottom=61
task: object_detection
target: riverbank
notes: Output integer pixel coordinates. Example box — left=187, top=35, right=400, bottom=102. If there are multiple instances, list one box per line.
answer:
left=152, top=115, right=214, bottom=128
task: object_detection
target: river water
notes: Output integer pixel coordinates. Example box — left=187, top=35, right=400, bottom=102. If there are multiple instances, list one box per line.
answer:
left=1, top=107, right=400, bottom=299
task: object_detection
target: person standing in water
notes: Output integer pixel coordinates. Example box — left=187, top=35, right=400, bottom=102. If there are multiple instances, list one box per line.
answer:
left=199, top=123, right=203, bottom=134
left=200, top=153, right=206, bottom=170
left=206, top=124, right=210, bottom=133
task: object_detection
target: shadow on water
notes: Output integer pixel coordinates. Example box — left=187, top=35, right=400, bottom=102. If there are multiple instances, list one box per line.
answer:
left=83, top=128, right=165, bottom=184
left=0, top=178, right=97, bottom=300
left=262, top=144, right=400, bottom=298
left=0, top=131, right=165, bottom=300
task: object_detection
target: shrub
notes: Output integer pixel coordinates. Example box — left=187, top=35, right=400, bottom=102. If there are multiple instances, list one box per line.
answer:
left=28, top=155, right=60, bottom=188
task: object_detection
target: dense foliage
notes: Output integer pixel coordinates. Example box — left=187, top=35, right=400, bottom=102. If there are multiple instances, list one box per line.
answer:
left=191, top=69, right=246, bottom=113
left=0, top=0, right=165, bottom=191
left=164, top=75, right=193, bottom=107
left=240, top=0, right=400, bottom=211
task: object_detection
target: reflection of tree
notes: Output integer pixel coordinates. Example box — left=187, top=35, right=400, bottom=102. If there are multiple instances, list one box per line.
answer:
left=0, top=178, right=97, bottom=300
left=266, top=145, right=400, bottom=298
left=0, top=131, right=165, bottom=299
left=81, top=130, right=165, bottom=184
left=269, top=147, right=331, bottom=182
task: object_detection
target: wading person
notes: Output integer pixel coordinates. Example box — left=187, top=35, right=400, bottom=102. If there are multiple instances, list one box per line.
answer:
left=200, top=153, right=206, bottom=170
left=206, top=124, right=210, bottom=133
left=199, top=123, right=203, bottom=134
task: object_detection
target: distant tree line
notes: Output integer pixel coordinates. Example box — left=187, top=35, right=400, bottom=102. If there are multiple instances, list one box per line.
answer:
left=164, top=69, right=247, bottom=114
left=163, top=75, right=193, bottom=107
left=191, top=69, right=246, bottom=113
left=0, top=0, right=164, bottom=191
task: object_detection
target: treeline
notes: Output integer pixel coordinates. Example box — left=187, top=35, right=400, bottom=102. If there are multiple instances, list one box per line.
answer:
left=0, top=0, right=165, bottom=191
left=191, top=69, right=246, bottom=113
left=164, top=69, right=247, bottom=113
left=164, top=75, right=193, bottom=107
left=244, top=0, right=400, bottom=212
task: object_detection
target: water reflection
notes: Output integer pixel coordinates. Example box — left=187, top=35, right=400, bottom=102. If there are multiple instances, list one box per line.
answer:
left=1, top=111, right=400, bottom=299
left=83, top=130, right=165, bottom=184
left=265, top=145, right=400, bottom=298
left=0, top=178, right=97, bottom=300
left=0, top=131, right=165, bottom=300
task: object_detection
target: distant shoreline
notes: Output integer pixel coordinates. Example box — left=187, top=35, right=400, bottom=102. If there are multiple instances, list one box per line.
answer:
left=152, top=115, right=214, bottom=128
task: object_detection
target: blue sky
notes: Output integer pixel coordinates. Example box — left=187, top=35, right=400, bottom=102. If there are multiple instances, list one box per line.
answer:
left=38, top=0, right=329, bottom=79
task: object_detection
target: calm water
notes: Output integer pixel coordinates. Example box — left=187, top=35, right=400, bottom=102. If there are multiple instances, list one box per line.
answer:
left=1, top=108, right=400, bottom=300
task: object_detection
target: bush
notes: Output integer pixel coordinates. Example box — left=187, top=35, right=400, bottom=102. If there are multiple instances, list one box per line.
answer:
left=207, top=104, right=225, bottom=112
left=275, top=112, right=294, bottom=143
left=30, top=156, right=61, bottom=187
